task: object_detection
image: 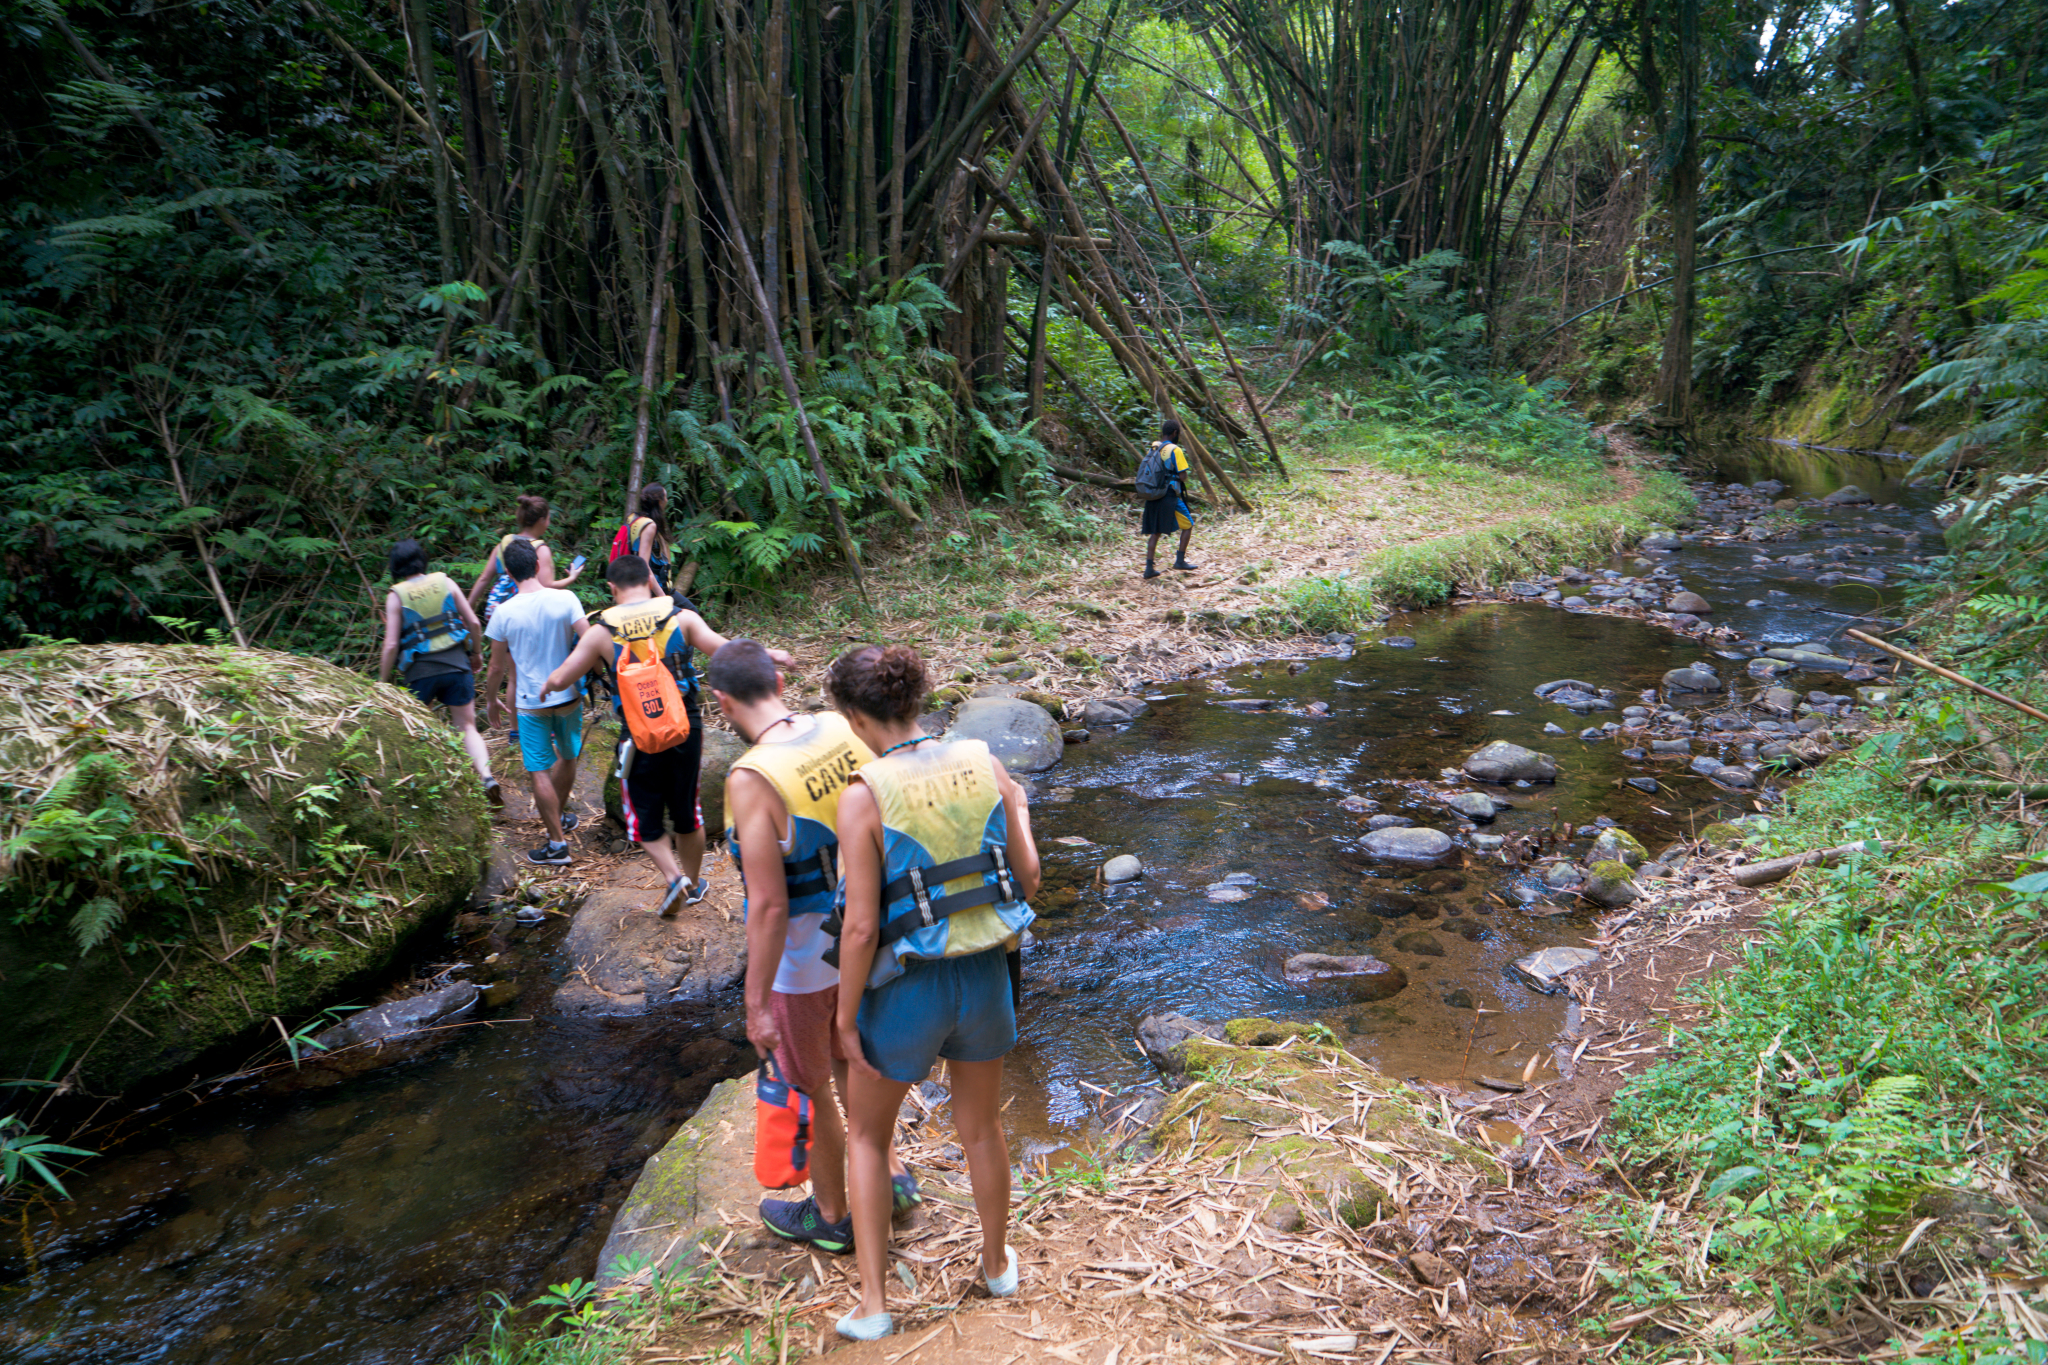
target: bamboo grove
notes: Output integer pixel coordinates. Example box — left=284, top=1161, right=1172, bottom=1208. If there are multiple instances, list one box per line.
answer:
left=311, top=0, right=1291, bottom=519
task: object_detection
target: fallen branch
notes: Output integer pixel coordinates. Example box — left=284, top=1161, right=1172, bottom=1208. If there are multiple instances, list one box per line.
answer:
left=1730, top=840, right=1896, bottom=887
left=1846, top=628, right=2048, bottom=723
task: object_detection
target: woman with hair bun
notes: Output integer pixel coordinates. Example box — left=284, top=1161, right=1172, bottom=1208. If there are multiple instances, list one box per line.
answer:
left=466, top=493, right=583, bottom=623
left=824, top=644, right=1040, bottom=1341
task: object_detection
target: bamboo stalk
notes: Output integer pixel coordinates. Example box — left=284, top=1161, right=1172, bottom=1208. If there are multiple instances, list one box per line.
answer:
left=1844, top=629, right=2048, bottom=723
left=627, top=187, right=680, bottom=523
left=695, top=108, right=869, bottom=602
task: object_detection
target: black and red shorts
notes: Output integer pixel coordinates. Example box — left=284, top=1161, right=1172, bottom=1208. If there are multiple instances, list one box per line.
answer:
left=620, top=701, right=704, bottom=842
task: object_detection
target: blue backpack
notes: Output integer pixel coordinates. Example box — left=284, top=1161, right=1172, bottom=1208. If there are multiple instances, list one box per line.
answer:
left=1135, top=441, right=1177, bottom=501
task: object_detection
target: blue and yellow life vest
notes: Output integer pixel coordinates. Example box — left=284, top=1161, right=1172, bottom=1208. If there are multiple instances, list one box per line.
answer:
left=393, top=572, right=469, bottom=669
left=832, top=736, right=1034, bottom=989
left=728, top=713, right=875, bottom=994
left=597, top=596, right=698, bottom=698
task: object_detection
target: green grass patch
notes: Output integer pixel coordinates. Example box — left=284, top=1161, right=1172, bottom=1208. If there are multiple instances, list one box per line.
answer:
left=1609, top=689, right=2048, bottom=1328
left=1359, top=471, right=1692, bottom=606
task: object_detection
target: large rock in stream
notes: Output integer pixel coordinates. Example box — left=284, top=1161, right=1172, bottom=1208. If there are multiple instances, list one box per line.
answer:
left=945, top=696, right=1065, bottom=772
left=596, top=1073, right=758, bottom=1287
left=1462, top=740, right=1559, bottom=783
left=0, top=644, right=488, bottom=1092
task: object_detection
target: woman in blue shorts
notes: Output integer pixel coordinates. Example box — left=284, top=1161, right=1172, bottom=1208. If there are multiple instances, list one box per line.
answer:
left=377, top=538, right=501, bottom=805
left=827, top=644, right=1040, bottom=1341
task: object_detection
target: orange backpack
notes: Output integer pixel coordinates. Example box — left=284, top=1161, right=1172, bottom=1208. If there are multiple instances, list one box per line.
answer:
left=615, top=613, right=692, bottom=753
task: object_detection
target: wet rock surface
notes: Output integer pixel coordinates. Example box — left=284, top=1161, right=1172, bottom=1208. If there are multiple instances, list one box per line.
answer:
left=944, top=695, right=1066, bottom=771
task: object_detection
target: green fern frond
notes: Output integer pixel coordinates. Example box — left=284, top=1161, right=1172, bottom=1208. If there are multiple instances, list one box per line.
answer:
left=70, top=896, right=124, bottom=953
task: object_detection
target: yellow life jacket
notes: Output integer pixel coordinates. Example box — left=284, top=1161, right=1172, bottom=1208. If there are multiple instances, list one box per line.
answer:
left=393, top=572, right=469, bottom=668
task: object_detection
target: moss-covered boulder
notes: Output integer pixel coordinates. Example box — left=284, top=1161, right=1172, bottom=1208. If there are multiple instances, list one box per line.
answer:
left=1151, top=1024, right=1499, bottom=1228
left=1581, top=859, right=1640, bottom=907
left=0, top=644, right=488, bottom=1092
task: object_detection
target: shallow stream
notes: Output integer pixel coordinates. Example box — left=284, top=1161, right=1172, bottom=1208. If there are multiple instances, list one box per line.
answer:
left=0, top=439, right=1942, bottom=1363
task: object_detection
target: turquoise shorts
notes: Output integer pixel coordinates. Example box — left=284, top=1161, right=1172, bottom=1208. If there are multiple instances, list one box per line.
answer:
left=517, top=705, right=583, bottom=773
left=855, top=947, right=1016, bottom=1083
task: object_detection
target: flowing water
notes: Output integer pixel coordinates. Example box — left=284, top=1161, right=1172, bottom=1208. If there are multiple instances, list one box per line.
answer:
left=0, top=438, right=1943, bottom=1364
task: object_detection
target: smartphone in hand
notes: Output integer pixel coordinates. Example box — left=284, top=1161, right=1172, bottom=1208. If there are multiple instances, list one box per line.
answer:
left=570, top=554, right=588, bottom=573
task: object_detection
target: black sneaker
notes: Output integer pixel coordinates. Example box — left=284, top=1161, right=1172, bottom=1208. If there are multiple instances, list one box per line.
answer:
left=1143, top=566, right=1161, bottom=580
left=1172, top=558, right=1199, bottom=572
left=892, top=1171, right=923, bottom=1217
left=684, top=877, right=711, bottom=906
left=760, top=1196, right=853, bottom=1253
left=559, top=811, right=581, bottom=833
left=527, top=840, right=572, bottom=866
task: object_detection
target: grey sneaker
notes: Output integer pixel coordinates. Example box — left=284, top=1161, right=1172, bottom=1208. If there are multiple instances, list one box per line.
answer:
left=655, top=877, right=689, bottom=917
left=559, top=811, right=581, bottom=833
left=684, top=876, right=712, bottom=906
left=526, top=840, right=572, bottom=866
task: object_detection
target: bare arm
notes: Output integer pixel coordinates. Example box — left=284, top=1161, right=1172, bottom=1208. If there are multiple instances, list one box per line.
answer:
left=376, top=591, right=403, bottom=683
left=833, top=780, right=888, bottom=1080
left=485, top=645, right=512, bottom=727
left=991, top=757, right=1041, bottom=900
left=544, top=625, right=611, bottom=697
left=466, top=553, right=496, bottom=611
left=454, top=593, right=486, bottom=671
left=677, top=611, right=794, bottom=666
left=535, top=543, right=582, bottom=589
left=731, top=768, right=794, bottom=1059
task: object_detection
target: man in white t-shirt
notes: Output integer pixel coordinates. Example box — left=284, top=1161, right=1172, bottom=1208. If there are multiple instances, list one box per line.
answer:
left=484, top=538, right=589, bottom=865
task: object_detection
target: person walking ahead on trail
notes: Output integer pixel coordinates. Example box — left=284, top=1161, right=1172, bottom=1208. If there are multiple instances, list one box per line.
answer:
left=823, top=644, right=1040, bottom=1342
left=376, top=538, right=503, bottom=808
left=544, top=556, right=793, bottom=909
left=468, top=494, right=582, bottom=623
left=1139, top=417, right=1198, bottom=579
left=484, top=538, right=589, bottom=866
left=704, top=639, right=916, bottom=1260
left=612, top=483, right=675, bottom=595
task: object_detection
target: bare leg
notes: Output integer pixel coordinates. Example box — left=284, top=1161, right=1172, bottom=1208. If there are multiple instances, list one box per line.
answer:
left=807, top=1062, right=851, bottom=1224
left=946, top=1057, right=1011, bottom=1280
left=1177, top=527, right=1194, bottom=562
left=1145, top=532, right=1161, bottom=569
left=532, top=753, right=573, bottom=842
left=832, top=1059, right=911, bottom=1181
left=845, top=1068, right=913, bottom=1321
left=639, top=833, right=682, bottom=883
left=447, top=702, right=493, bottom=782
left=674, top=825, right=707, bottom=884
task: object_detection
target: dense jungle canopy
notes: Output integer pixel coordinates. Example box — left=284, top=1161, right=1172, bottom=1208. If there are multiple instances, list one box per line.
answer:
left=3, top=0, right=2046, bottom=654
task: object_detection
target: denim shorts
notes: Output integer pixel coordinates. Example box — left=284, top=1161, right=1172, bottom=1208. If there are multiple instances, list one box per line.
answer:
left=855, top=947, right=1017, bottom=1084
left=517, top=704, right=583, bottom=773
left=407, top=670, right=475, bottom=709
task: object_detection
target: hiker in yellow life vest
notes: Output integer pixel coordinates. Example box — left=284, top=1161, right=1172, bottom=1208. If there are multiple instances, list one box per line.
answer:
left=376, top=538, right=501, bottom=807
left=703, top=639, right=916, bottom=1259
left=824, top=644, right=1040, bottom=1342
left=1141, top=416, right=1199, bottom=579
left=543, top=556, right=794, bottom=911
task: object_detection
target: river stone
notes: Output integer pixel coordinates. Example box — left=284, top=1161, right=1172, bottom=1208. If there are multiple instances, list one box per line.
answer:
left=1469, top=834, right=1506, bottom=852
left=1534, top=679, right=1604, bottom=700
left=1761, top=687, right=1799, bottom=713
left=597, top=1074, right=758, bottom=1289
left=312, top=981, right=478, bottom=1052
left=1206, top=884, right=1252, bottom=903
left=1765, top=647, right=1857, bottom=673
left=1663, top=667, right=1721, bottom=693
left=1136, top=1013, right=1225, bottom=1076
left=1543, top=722, right=1567, bottom=735
left=1542, top=862, right=1584, bottom=889
left=1689, top=754, right=1723, bottom=776
left=1581, top=861, right=1640, bottom=908
left=555, top=885, right=748, bottom=1014
left=1103, top=854, right=1143, bottom=883
left=1463, top=740, right=1559, bottom=783
left=1667, top=590, right=1712, bottom=614
left=946, top=695, right=1064, bottom=771
left=0, top=643, right=489, bottom=1094
left=1511, top=946, right=1601, bottom=995
left=1640, top=531, right=1681, bottom=551
left=1822, top=484, right=1874, bottom=505
left=1080, top=697, right=1141, bottom=727
left=1588, top=828, right=1646, bottom=868
left=1442, top=792, right=1498, bottom=822
left=1366, top=814, right=1413, bottom=830
left=1625, top=776, right=1661, bottom=794
left=1713, top=766, right=1757, bottom=789
left=1379, top=637, right=1417, bottom=648
left=1391, top=931, right=1443, bottom=957
left=1281, top=953, right=1409, bottom=1000
left=1562, top=596, right=1590, bottom=607
left=1360, top=826, right=1455, bottom=864
left=1363, top=891, right=1420, bottom=917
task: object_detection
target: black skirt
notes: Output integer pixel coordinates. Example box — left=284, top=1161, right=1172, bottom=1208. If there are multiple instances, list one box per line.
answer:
left=1141, top=493, right=1191, bottom=535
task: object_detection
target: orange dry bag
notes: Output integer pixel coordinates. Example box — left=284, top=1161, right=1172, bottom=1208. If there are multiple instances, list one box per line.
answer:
left=616, top=631, right=691, bottom=754
left=754, top=1055, right=813, bottom=1189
